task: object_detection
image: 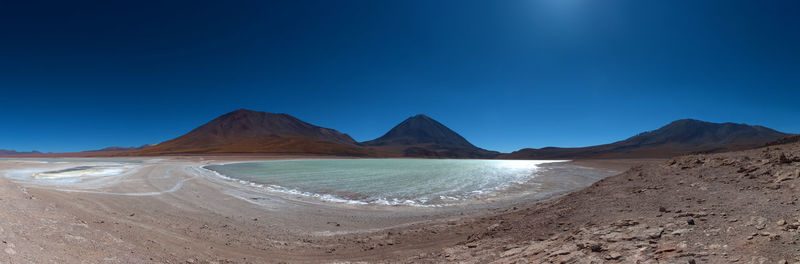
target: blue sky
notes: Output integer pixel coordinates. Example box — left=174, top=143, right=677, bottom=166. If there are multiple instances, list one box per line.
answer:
left=1, top=0, right=798, bottom=153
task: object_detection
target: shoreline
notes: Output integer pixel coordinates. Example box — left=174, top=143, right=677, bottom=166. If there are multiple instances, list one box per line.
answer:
left=199, top=158, right=586, bottom=208
left=0, top=156, right=646, bottom=263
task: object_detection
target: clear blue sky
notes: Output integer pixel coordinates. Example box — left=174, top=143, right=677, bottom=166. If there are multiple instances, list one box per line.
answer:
left=1, top=0, right=798, bottom=153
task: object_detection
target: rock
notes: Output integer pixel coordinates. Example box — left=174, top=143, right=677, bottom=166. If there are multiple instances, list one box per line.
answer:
left=522, top=242, right=552, bottom=257
left=779, top=153, right=791, bottom=164
left=501, top=247, right=524, bottom=257
left=774, top=169, right=798, bottom=183
left=549, top=250, right=570, bottom=257
left=671, top=228, right=691, bottom=236
left=604, top=252, right=622, bottom=260
left=612, top=219, right=639, bottom=227
left=655, top=247, right=677, bottom=254
left=687, top=219, right=695, bottom=225
left=659, top=206, right=668, bottom=213
left=576, top=241, right=604, bottom=252
left=645, top=227, right=665, bottom=239
left=466, top=243, right=478, bottom=248
left=777, top=219, right=786, bottom=226
left=751, top=216, right=768, bottom=230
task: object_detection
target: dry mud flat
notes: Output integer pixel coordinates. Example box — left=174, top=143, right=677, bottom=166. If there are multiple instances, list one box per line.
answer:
left=424, top=143, right=800, bottom=263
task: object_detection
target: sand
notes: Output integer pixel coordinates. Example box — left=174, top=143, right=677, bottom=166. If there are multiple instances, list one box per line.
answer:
left=0, top=157, right=637, bottom=263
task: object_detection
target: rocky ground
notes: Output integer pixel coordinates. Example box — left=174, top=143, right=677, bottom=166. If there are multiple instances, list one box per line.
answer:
left=413, top=142, right=800, bottom=263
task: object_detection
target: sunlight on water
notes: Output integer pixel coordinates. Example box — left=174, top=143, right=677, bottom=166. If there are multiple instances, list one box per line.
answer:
left=206, top=159, right=570, bottom=206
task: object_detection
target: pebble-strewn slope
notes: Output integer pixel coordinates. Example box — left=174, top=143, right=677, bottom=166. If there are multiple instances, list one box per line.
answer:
left=421, top=142, right=800, bottom=263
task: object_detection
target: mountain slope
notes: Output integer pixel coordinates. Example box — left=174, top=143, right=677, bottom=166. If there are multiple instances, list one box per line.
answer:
left=0, top=149, right=41, bottom=156
left=362, top=114, right=498, bottom=158
left=130, top=109, right=366, bottom=156
left=501, top=119, right=791, bottom=159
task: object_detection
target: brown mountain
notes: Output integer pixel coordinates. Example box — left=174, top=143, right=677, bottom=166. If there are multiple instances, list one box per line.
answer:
left=362, top=114, right=499, bottom=158
left=501, top=119, right=791, bottom=159
left=129, top=109, right=367, bottom=156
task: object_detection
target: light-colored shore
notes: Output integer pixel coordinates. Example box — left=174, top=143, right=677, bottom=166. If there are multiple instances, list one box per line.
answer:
left=0, top=156, right=637, bottom=263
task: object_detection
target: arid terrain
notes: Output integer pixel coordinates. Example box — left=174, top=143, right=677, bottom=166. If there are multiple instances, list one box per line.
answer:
left=419, top=141, right=800, bottom=263
left=0, top=139, right=797, bottom=263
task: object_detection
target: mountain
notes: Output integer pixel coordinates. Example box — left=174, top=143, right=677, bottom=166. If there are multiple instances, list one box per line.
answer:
left=0, top=149, right=41, bottom=156
left=129, top=109, right=366, bottom=156
left=501, top=119, right=791, bottom=159
left=84, top=145, right=153, bottom=152
left=362, top=114, right=499, bottom=158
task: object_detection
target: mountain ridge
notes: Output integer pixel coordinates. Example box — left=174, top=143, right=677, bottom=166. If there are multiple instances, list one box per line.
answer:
left=0, top=149, right=42, bottom=156
left=500, top=119, right=791, bottom=159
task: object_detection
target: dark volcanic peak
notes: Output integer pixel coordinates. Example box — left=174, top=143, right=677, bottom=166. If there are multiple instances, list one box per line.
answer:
left=362, top=114, right=498, bottom=158
left=363, top=114, right=477, bottom=148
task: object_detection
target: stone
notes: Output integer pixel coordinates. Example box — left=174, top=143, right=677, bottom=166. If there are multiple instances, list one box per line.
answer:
left=751, top=216, right=768, bottom=230
left=604, top=252, right=622, bottom=260
left=501, top=247, right=524, bottom=257
left=779, top=153, right=791, bottom=164
left=645, top=227, right=665, bottom=239
left=612, top=219, right=639, bottom=227
left=671, top=228, right=691, bottom=236
left=576, top=241, right=603, bottom=252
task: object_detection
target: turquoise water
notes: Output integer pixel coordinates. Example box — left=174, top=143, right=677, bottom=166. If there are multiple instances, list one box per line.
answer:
left=206, top=159, right=572, bottom=206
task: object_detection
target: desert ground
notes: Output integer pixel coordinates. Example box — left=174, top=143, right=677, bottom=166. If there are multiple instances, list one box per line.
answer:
left=0, top=156, right=622, bottom=263
left=1, top=142, right=798, bottom=263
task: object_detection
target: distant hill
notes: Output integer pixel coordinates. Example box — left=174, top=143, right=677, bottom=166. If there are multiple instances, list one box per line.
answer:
left=764, top=134, right=800, bottom=147
left=362, top=114, right=499, bottom=158
left=85, top=145, right=152, bottom=152
left=501, top=119, right=791, bottom=159
left=129, top=109, right=367, bottom=156
left=0, top=149, right=41, bottom=156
